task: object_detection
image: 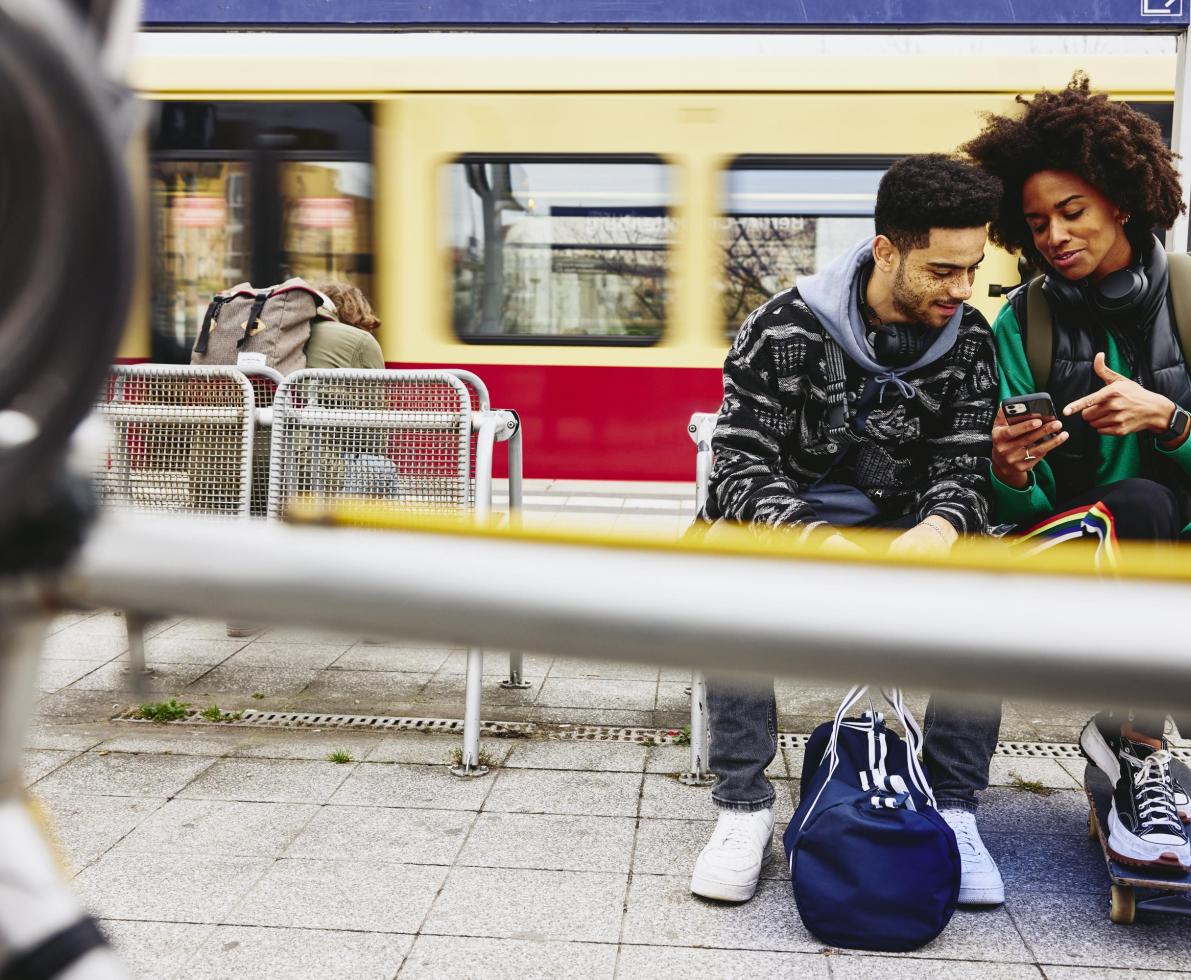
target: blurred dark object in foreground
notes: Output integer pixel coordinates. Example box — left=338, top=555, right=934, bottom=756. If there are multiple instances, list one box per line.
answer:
left=0, top=0, right=137, bottom=573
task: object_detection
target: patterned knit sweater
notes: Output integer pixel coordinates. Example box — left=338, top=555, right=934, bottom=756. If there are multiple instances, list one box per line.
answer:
left=704, top=286, right=998, bottom=536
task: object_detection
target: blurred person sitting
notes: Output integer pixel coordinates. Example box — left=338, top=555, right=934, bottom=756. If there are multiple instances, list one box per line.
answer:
left=306, top=280, right=385, bottom=369
left=226, top=280, right=385, bottom=638
left=692, top=155, right=1005, bottom=907
left=965, top=75, right=1191, bottom=871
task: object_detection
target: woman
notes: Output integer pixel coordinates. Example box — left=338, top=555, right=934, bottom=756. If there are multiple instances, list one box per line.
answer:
left=307, top=280, right=384, bottom=369
left=965, top=74, right=1191, bottom=870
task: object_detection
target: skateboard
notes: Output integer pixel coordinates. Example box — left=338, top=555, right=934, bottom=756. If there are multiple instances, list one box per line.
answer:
left=1084, top=760, right=1191, bottom=924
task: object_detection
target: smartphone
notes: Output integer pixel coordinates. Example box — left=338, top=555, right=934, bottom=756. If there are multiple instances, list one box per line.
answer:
left=1001, top=393, right=1055, bottom=421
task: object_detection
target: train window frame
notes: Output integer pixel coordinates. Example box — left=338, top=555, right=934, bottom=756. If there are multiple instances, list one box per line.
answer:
left=720, top=154, right=900, bottom=337
left=446, top=152, right=675, bottom=348
left=148, top=101, right=374, bottom=363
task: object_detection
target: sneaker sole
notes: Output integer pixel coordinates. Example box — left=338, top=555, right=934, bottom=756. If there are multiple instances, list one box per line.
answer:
left=690, top=842, right=772, bottom=903
left=1107, top=809, right=1191, bottom=871
left=956, top=885, right=1005, bottom=906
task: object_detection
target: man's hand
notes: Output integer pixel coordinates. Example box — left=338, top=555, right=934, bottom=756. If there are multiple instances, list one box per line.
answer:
left=818, top=532, right=868, bottom=559
left=1063, top=352, right=1176, bottom=438
left=990, top=406, right=1066, bottom=489
left=887, top=516, right=957, bottom=559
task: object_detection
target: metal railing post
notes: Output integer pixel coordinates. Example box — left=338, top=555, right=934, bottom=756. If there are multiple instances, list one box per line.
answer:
left=680, top=670, right=715, bottom=785
left=500, top=412, right=531, bottom=689
left=452, top=413, right=498, bottom=777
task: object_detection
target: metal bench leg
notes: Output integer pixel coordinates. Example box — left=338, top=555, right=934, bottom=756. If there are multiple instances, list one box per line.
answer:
left=501, top=650, right=530, bottom=689
left=451, top=647, right=489, bottom=777
left=680, top=671, right=715, bottom=786
left=500, top=420, right=530, bottom=689
left=121, top=610, right=152, bottom=698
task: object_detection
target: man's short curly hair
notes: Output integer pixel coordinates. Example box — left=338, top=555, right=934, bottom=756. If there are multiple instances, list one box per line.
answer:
left=962, top=73, right=1184, bottom=263
left=874, top=153, right=1002, bottom=252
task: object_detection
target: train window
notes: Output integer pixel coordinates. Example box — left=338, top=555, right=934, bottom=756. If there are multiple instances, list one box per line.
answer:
left=1127, top=102, right=1173, bottom=146
left=720, top=159, right=889, bottom=334
left=149, top=102, right=373, bottom=362
left=151, top=160, right=252, bottom=360
left=447, top=157, right=672, bottom=345
left=279, top=161, right=374, bottom=301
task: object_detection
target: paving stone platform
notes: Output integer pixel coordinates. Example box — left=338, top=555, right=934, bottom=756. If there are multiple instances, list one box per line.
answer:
left=23, top=608, right=1191, bottom=979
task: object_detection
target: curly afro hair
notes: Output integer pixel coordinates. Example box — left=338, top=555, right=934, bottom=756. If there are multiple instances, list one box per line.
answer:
left=963, top=73, right=1184, bottom=263
left=874, top=153, right=1002, bottom=252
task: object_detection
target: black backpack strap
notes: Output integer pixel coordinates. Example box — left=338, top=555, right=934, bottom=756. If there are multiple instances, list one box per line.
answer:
left=1, top=917, right=109, bottom=980
left=822, top=337, right=859, bottom=446
left=193, top=295, right=225, bottom=355
left=1024, top=277, right=1053, bottom=391
left=237, top=291, right=271, bottom=349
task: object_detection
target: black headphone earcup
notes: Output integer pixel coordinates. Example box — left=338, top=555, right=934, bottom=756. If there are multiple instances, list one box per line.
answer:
left=1092, top=267, right=1147, bottom=314
left=872, top=324, right=933, bottom=368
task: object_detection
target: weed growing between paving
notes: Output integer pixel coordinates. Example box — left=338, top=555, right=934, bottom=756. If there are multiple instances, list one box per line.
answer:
left=328, top=750, right=353, bottom=764
left=132, top=699, right=190, bottom=723
left=450, top=747, right=499, bottom=769
left=251, top=692, right=265, bottom=700
left=1009, top=772, right=1056, bottom=796
left=200, top=705, right=243, bottom=723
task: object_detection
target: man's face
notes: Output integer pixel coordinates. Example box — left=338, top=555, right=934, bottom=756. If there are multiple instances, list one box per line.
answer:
left=888, top=227, right=987, bottom=329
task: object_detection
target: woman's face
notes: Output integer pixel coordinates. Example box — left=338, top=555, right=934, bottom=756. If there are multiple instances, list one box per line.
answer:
left=1021, top=170, right=1132, bottom=283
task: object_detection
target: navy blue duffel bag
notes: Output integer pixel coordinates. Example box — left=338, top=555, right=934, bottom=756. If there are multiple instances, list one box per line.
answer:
left=783, top=686, right=961, bottom=952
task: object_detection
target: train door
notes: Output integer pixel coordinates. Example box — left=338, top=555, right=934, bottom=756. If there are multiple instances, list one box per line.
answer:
left=148, top=101, right=374, bottom=362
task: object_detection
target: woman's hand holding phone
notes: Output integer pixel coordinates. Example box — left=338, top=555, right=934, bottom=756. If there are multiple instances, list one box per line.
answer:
left=991, top=395, right=1067, bottom=489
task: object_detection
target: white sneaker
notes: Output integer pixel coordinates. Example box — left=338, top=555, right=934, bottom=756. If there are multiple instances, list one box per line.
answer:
left=940, top=808, right=1005, bottom=906
left=690, top=808, right=774, bottom=902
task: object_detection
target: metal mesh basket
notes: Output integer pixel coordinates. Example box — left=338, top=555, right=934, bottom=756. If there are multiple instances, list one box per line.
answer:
left=268, top=370, right=474, bottom=523
left=93, top=365, right=255, bottom=516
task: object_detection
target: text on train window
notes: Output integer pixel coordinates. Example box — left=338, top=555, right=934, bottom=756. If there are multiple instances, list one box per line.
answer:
left=721, top=161, right=886, bottom=334
left=447, top=158, right=671, bottom=344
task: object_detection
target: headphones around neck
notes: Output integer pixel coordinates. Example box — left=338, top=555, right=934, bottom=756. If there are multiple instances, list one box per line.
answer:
left=870, top=323, right=934, bottom=369
left=1044, top=245, right=1152, bottom=318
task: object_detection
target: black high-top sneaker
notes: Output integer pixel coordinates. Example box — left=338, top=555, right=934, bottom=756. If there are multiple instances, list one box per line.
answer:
left=1082, top=713, right=1191, bottom=823
left=1108, top=738, right=1191, bottom=870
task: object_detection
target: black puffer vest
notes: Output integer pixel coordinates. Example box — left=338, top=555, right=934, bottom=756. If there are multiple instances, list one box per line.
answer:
left=1009, top=240, right=1191, bottom=521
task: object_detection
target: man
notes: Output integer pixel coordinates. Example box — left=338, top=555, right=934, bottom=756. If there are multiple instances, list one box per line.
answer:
left=692, top=154, right=1006, bottom=907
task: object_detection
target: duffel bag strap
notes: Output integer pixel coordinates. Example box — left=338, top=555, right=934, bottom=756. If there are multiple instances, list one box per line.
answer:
left=880, top=687, right=937, bottom=810
left=799, top=684, right=871, bottom=832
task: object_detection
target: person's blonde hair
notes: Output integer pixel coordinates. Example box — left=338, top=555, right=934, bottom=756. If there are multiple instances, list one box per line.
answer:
left=316, top=280, right=380, bottom=332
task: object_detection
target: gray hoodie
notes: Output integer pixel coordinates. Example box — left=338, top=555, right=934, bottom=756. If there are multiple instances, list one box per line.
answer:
left=796, top=236, right=962, bottom=402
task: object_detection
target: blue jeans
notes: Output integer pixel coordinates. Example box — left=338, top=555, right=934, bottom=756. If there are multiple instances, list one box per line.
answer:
left=706, top=678, right=1002, bottom=813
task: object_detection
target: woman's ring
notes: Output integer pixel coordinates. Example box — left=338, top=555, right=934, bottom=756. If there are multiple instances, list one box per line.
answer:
left=1024, top=450, right=1036, bottom=461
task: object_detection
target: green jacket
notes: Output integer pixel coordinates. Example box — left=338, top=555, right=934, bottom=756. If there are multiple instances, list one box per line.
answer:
left=989, top=302, right=1191, bottom=532
left=306, top=319, right=385, bottom=370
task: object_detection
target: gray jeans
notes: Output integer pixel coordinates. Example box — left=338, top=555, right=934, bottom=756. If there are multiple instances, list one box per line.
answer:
left=706, top=678, right=1002, bottom=813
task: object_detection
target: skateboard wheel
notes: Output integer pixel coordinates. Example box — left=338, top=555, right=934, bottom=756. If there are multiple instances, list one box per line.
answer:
left=1109, top=884, right=1135, bottom=925
left=1087, top=809, right=1098, bottom=840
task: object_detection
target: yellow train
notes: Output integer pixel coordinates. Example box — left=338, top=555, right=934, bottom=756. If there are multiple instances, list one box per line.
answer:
left=126, top=32, right=1177, bottom=479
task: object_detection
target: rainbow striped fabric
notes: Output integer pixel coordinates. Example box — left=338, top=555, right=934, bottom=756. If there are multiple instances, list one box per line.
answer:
left=1013, top=502, right=1120, bottom=569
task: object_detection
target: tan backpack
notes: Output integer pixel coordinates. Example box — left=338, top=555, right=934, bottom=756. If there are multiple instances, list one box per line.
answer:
left=191, top=278, right=334, bottom=376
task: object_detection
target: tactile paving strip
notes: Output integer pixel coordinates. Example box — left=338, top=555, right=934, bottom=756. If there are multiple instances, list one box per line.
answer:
left=113, top=707, right=1191, bottom=759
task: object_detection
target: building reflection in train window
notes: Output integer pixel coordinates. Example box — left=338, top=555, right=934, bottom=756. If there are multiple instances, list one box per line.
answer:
left=151, top=160, right=252, bottom=359
left=279, top=161, right=374, bottom=300
left=447, top=158, right=672, bottom=344
left=721, top=160, right=888, bottom=336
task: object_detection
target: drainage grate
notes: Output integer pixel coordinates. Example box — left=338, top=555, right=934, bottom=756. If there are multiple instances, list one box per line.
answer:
left=112, top=708, right=1191, bottom=760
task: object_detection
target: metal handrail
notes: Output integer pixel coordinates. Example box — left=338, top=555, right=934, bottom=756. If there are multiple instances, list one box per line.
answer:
left=55, top=512, right=1191, bottom=712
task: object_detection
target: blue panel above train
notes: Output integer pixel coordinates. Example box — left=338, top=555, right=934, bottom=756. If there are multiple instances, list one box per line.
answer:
left=141, top=0, right=1189, bottom=30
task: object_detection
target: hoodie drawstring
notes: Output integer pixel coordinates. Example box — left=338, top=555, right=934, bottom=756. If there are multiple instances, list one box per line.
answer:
left=874, top=373, right=918, bottom=403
